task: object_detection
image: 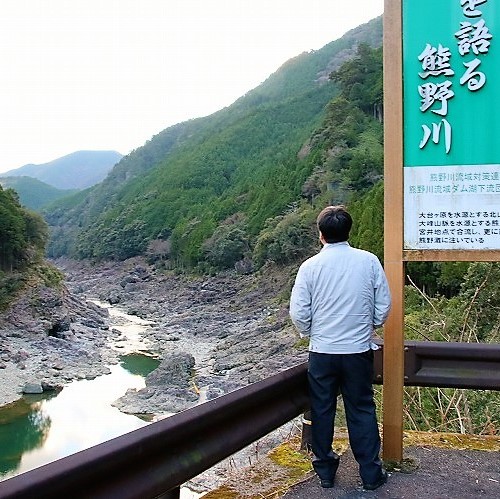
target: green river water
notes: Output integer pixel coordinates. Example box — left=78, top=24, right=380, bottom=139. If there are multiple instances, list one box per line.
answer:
left=0, top=353, right=159, bottom=480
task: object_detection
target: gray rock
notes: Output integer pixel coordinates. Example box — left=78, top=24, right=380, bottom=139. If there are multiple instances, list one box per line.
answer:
left=48, top=317, right=71, bottom=338
left=41, top=380, right=63, bottom=391
left=113, top=352, right=199, bottom=414
left=107, top=291, right=122, bottom=304
left=146, top=352, right=195, bottom=386
left=23, top=382, right=43, bottom=394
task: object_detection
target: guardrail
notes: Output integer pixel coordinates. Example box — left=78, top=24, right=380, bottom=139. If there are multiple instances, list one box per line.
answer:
left=373, top=340, right=500, bottom=390
left=0, top=341, right=499, bottom=499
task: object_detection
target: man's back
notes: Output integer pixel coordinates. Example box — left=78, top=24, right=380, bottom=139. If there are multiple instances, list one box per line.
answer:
left=289, top=241, right=391, bottom=354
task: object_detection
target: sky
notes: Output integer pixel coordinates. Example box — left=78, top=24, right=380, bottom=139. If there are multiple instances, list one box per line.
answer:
left=0, top=0, right=383, bottom=173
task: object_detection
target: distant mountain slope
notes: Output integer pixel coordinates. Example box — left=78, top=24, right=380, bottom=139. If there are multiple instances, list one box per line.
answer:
left=45, top=17, right=383, bottom=265
left=0, top=150, right=123, bottom=190
left=0, top=176, right=76, bottom=210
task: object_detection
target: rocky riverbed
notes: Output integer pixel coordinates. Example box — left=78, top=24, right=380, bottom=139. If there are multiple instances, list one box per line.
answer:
left=0, top=257, right=307, bottom=415
left=0, top=257, right=310, bottom=492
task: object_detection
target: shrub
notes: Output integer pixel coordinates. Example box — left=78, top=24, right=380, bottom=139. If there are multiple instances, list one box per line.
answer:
left=253, top=208, right=317, bottom=268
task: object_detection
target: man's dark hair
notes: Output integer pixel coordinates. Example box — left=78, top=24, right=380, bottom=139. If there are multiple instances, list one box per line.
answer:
left=317, top=205, right=352, bottom=243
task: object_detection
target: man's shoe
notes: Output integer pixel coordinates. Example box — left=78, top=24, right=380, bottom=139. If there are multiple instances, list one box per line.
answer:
left=363, top=470, right=388, bottom=491
left=320, top=479, right=334, bottom=488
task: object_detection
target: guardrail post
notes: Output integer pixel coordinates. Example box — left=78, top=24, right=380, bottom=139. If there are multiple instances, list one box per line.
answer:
left=300, top=410, right=312, bottom=451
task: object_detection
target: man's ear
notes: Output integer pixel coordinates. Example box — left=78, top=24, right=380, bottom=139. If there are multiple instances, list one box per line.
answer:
left=319, top=232, right=326, bottom=246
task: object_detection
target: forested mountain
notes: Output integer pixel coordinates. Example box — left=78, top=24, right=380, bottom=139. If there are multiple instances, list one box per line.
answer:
left=45, top=17, right=383, bottom=265
left=0, top=186, right=48, bottom=271
left=0, top=176, right=76, bottom=211
left=0, top=150, right=123, bottom=190
left=0, top=185, right=57, bottom=309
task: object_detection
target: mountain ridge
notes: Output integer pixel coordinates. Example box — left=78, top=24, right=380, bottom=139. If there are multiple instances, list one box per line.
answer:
left=0, top=150, right=123, bottom=190
left=0, top=176, right=76, bottom=210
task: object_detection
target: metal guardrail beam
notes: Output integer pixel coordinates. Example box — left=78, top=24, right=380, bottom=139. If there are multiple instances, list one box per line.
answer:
left=403, top=341, right=500, bottom=390
left=0, top=363, right=309, bottom=499
left=372, top=340, right=500, bottom=390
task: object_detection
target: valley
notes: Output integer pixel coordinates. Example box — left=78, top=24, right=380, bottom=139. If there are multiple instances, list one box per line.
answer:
left=0, top=257, right=306, bottom=414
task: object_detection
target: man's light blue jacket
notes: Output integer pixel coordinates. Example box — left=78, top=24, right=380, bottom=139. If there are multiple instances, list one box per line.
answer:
left=289, top=241, right=391, bottom=354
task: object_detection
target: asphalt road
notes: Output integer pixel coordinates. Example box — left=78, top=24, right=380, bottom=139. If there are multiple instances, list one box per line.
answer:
left=284, top=446, right=500, bottom=498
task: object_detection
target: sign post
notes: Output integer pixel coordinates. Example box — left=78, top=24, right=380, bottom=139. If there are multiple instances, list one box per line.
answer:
left=383, top=0, right=405, bottom=462
left=383, top=0, right=499, bottom=462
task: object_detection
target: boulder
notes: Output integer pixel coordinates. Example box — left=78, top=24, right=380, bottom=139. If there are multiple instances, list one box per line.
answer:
left=23, top=382, right=43, bottom=394
left=113, top=352, right=199, bottom=414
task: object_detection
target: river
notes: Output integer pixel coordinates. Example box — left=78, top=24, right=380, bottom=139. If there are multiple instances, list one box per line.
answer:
left=0, top=302, right=198, bottom=493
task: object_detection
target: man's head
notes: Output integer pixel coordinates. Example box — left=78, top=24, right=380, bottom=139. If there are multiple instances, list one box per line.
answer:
left=317, top=205, right=352, bottom=244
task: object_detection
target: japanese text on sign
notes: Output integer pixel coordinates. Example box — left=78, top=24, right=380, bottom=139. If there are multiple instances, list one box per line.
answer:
left=417, top=0, right=492, bottom=154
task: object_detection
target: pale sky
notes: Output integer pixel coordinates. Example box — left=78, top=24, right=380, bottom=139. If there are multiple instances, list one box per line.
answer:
left=0, top=0, right=383, bottom=173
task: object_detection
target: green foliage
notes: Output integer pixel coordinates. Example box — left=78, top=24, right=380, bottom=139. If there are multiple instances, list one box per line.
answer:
left=252, top=208, right=318, bottom=268
left=0, top=186, right=48, bottom=271
left=249, top=43, right=386, bottom=269
left=406, top=262, right=470, bottom=298
left=170, top=216, right=217, bottom=269
left=0, top=185, right=52, bottom=310
left=0, top=190, right=25, bottom=270
left=23, top=210, right=49, bottom=255
left=76, top=217, right=149, bottom=261
left=34, top=262, right=64, bottom=288
left=404, top=386, right=500, bottom=434
left=437, top=262, right=470, bottom=295
left=202, top=216, right=250, bottom=270
left=454, top=262, right=500, bottom=342
left=349, top=181, right=384, bottom=260
left=0, top=186, right=52, bottom=311
left=330, top=44, right=383, bottom=116
left=403, top=263, right=500, bottom=434
left=0, top=176, right=77, bottom=210
left=0, top=270, right=26, bottom=311
left=405, top=262, right=500, bottom=344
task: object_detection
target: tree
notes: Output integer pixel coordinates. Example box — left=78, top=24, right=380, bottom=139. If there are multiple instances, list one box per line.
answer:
left=0, top=186, right=49, bottom=271
left=202, top=223, right=249, bottom=270
left=330, top=44, right=383, bottom=118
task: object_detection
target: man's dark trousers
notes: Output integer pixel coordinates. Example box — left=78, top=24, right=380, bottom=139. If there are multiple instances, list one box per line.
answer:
left=308, top=350, right=383, bottom=485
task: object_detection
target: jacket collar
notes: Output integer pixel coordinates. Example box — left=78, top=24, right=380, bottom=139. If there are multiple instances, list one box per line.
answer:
left=321, top=241, right=350, bottom=251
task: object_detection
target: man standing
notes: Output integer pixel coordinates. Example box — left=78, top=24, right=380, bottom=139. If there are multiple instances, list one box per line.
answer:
left=289, top=205, right=391, bottom=490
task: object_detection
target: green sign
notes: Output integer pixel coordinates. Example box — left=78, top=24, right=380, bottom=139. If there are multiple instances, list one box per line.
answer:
left=403, top=0, right=500, bottom=250
left=403, top=0, right=499, bottom=166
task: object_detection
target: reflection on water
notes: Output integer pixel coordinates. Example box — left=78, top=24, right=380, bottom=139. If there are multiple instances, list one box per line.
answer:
left=120, top=353, right=160, bottom=376
left=0, top=393, right=55, bottom=475
left=0, top=356, right=157, bottom=480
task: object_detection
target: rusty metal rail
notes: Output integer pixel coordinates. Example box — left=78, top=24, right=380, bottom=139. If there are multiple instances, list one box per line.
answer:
left=403, top=341, right=500, bottom=389
left=1, top=340, right=499, bottom=499
left=372, top=340, right=500, bottom=390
